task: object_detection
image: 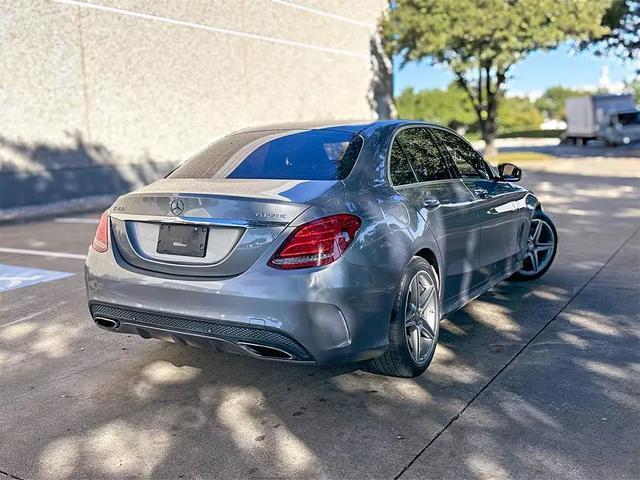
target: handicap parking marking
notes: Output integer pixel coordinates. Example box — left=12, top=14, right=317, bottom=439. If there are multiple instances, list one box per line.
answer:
left=0, top=264, right=74, bottom=293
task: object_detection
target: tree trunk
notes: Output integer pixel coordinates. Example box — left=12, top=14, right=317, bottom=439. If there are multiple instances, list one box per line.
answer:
left=483, top=133, right=497, bottom=158
left=369, top=23, right=396, bottom=119
left=454, top=64, right=506, bottom=158
left=481, top=120, right=498, bottom=157
left=482, top=94, right=498, bottom=158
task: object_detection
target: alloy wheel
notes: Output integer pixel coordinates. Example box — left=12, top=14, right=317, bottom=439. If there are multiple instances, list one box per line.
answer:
left=519, top=218, right=556, bottom=276
left=404, top=270, right=439, bottom=365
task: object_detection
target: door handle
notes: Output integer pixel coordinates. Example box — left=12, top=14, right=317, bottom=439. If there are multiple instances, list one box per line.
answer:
left=422, top=197, right=440, bottom=209
left=473, top=187, right=489, bottom=199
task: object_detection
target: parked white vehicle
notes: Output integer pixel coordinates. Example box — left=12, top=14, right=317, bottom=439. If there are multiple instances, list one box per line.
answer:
left=565, top=94, right=640, bottom=146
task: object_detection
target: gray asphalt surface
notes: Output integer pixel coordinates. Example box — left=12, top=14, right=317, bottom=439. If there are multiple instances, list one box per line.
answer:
left=0, top=156, right=639, bottom=479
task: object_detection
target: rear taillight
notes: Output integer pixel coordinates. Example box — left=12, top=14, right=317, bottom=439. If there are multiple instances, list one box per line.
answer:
left=268, top=214, right=361, bottom=270
left=91, top=210, right=110, bottom=253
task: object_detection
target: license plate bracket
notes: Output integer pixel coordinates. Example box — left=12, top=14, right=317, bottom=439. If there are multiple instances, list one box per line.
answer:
left=156, top=224, right=208, bottom=257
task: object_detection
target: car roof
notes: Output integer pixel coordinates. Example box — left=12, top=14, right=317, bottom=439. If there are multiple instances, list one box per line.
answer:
left=232, top=119, right=441, bottom=135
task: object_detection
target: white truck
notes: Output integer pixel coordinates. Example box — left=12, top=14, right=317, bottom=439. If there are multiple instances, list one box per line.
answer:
left=564, top=94, right=640, bottom=146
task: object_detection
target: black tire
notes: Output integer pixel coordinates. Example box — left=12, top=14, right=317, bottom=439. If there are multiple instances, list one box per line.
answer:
left=368, top=257, right=440, bottom=378
left=511, top=210, right=558, bottom=281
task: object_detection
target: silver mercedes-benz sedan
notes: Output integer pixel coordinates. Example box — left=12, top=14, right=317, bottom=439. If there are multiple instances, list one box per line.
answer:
left=85, top=120, right=557, bottom=377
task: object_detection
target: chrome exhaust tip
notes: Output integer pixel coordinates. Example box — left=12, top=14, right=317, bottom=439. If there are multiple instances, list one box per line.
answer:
left=94, top=317, right=120, bottom=330
left=238, top=342, right=294, bottom=360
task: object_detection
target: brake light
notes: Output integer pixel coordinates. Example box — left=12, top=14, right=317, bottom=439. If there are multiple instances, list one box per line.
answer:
left=91, top=210, right=110, bottom=253
left=268, top=214, right=361, bottom=270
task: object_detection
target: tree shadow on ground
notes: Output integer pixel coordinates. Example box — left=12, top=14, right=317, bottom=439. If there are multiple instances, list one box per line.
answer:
left=3, top=271, right=635, bottom=479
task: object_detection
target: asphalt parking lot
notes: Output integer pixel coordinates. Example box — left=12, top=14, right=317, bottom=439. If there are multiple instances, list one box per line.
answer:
left=1, top=155, right=639, bottom=479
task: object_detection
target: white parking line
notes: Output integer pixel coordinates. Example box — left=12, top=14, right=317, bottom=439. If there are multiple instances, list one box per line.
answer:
left=55, top=217, right=99, bottom=224
left=52, top=0, right=370, bottom=58
left=0, top=247, right=86, bottom=260
left=0, top=301, right=68, bottom=329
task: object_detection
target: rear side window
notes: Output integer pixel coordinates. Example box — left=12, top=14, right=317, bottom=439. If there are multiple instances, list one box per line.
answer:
left=430, top=128, right=490, bottom=179
left=389, top=139, right=417, bottom=186
left=169, top=129, right=363, bottom=181
left=396, top=128, right=452, bottom=182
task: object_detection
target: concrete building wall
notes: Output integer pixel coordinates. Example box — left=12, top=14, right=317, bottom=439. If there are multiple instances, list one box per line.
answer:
left=0, top=0, right=389, bottom=211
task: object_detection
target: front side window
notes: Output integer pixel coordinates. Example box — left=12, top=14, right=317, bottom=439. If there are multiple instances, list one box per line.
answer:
left=430, top=128, right=491, bottom=179
left=396, top=128, right=452, bottom=182
left=168, top=129, right=363, bottom=181
left=617, top=111, right=640, bottom=126
left=389, top=139, right=417, bottom=186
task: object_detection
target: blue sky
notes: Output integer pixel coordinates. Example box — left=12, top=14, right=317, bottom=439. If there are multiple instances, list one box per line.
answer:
left=394, top=43, right=638, bottom=96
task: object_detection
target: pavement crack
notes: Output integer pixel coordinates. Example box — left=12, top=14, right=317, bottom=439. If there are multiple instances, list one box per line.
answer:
left=0, top=468, right=27, bottom=480
left=394, top=224, right=640, bottom=480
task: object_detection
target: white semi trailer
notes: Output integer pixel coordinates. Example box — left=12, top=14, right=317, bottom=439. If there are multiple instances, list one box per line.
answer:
left=565, top=94, right=640, bottom=146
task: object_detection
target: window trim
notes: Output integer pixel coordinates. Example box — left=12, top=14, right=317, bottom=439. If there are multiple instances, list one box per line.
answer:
left=386, top=125, right=458, bottom=189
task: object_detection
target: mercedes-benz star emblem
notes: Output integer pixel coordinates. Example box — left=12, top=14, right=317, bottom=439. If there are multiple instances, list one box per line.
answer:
left=170, top=198, right=184, bottom=216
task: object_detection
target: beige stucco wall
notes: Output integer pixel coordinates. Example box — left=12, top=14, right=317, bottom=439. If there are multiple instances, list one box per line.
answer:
left=0, top=0, right=388, bottom=209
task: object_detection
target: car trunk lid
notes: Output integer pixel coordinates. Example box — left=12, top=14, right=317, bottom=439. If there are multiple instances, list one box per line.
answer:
left=109, top=178, right=343, bottom=277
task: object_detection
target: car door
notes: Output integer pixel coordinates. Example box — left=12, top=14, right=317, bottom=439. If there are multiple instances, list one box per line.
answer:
left=389, top=127, right=480, bottom=308
left=429, top=127, right=527, bottom=284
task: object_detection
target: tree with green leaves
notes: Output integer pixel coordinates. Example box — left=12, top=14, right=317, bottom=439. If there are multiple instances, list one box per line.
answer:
left=386, top=0, right=611, bottom=155
left=498, top=96, right=544, bottom=131
left=397, top=84, right=545, bottom=133
left=535, top=86, right=585, bottom=119
left=586, top=0, right=639, bottom=68
left=396, top=84, right=476, bottom=130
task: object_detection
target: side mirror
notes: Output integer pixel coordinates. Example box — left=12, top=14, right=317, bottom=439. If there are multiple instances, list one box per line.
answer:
left=498, top=163, right=521, bottom=182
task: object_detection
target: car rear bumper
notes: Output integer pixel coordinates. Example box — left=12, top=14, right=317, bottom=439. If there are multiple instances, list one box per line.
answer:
left=84, top=244, right=401, bottom=366
left=89, top=302, right=316, bottom=362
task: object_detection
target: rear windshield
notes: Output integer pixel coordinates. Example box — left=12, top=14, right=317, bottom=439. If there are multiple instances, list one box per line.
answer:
left=168, top=129, right=363, bottom=180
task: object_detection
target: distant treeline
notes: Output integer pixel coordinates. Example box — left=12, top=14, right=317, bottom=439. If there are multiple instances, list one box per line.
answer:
left=395, top=82, right=640, bottom=136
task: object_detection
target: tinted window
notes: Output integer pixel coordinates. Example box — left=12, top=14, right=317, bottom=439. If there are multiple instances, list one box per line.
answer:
left=396, top=128, right=452, bottom=182
left=618, top=111, right=640, bottom=126
left=169, top=130, right=363, bottom=180
left=430, top=128, right=490, bottom=179
left=389, top=139, right=417, bottom=185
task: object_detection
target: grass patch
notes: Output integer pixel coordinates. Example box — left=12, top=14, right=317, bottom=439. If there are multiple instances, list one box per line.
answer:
left=464, top=132, right=482, bottom=141
left=497, top=129, right=564, bottom=139
left=486, top=151, right=557, bottom=163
